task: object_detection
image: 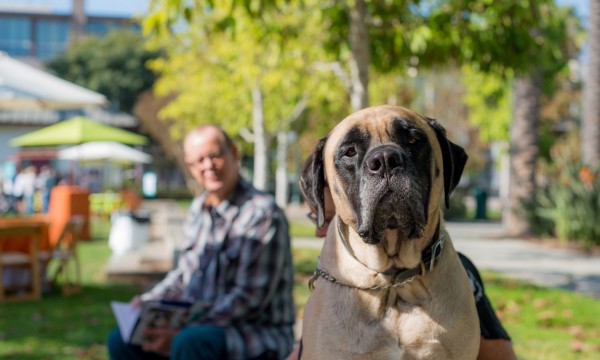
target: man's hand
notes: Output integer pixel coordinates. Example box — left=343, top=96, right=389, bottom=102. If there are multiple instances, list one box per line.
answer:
left=141, top=326, right=179, bottom=357
left=130, top=296, right=143, bottom=309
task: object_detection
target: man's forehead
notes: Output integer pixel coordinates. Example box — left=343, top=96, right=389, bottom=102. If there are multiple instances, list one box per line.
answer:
left=184, top=137, right=224, bottom=157
left=185, top=129, right=225, bottom=147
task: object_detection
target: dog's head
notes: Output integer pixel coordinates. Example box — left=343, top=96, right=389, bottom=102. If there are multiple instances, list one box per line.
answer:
left=300, top=105, right=467, bottom=247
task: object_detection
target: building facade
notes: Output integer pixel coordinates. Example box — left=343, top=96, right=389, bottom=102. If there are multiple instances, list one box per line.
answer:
left=0, top=3, right=138, bottom=61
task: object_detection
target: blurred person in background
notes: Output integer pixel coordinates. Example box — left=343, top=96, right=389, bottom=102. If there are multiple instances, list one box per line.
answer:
left=36, top=165, right=56, bottom=213
left=13, top=165, right=37, bottom=214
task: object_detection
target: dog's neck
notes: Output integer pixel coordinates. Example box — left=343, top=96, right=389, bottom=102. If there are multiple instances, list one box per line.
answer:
left=317, top=215, right=445, bottom=290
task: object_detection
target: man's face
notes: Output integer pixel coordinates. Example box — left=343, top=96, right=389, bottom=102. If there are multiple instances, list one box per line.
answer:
left=184, top=129, right=239, bottom=199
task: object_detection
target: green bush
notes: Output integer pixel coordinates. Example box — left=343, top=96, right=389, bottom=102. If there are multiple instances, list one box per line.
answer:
left=444, top=187, right=469, bottom=220
left=534, top=162, right=600, bottom=248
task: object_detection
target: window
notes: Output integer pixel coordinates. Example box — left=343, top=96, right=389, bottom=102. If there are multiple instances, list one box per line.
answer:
left=35, top=19, right=70, bottom=60
left=0, top=18, right=32, bottom=57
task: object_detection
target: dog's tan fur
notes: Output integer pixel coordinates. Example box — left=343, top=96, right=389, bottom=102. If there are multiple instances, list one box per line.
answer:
left=300, top=105, right=479, bottom=359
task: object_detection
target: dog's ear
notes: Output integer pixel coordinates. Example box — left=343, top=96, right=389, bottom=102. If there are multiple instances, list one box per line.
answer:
left=299, top=136, right=328, bottom=227
left=426, top=117, right=468, bottom=209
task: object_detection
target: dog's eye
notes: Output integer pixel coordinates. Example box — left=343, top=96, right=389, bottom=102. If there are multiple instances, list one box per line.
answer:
left=407, top=129, right=423, bottom=145
left=344, top=146, right=357, bottom=157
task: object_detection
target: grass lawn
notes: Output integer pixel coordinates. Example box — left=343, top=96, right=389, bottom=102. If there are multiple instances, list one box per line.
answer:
left=1, top=218, right=598, bottom=359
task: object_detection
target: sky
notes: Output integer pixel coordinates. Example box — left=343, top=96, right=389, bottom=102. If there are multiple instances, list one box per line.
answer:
left=0, top=0, right=150, bottom=17
left=557, top=0, right=588, bottom=22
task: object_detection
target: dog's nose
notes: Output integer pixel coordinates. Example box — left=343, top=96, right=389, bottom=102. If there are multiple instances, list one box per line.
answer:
left=366, top=147, right=403, bottom=177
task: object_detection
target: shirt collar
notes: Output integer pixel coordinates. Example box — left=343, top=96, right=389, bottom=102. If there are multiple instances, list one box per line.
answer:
left=198, top=176, right=248, bottom=218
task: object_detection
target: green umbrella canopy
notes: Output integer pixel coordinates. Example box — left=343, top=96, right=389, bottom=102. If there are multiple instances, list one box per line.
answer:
left=10, top=116, right=147, bottom=147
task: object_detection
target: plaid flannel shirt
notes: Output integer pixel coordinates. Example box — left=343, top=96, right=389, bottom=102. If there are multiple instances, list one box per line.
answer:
left=141, top=178, right=296, bottom=359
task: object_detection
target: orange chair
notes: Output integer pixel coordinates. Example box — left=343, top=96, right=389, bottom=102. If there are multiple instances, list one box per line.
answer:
left=41, top=215, right=86, bottom=296
left=47, top=185, right=90, bottom=246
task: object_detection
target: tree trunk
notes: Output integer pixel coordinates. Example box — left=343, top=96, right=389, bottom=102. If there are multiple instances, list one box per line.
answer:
left=275, top=130, right=289, bottom=208
left=505, top=71, right=542, bottom=236
left=348, top=0, right=370, bottom=111
left=274, top=96, right=306, bottom=208
left=583, top=0, right=600, bottom=167
left=252, top=83, right=268, bottom=191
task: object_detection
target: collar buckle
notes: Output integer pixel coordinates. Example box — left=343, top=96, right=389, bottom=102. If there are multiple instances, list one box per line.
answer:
left=429, top=234, right=445, bottom=271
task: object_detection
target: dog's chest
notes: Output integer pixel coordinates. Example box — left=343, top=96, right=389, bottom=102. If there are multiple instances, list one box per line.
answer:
left=328, top=289, right=446, bottom=359
left=379, top=287, right=437, bottom=332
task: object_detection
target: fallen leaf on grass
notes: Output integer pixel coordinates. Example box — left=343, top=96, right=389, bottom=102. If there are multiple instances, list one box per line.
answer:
left=537, top=311, right=556, bottom=327
left=571, top=340, right=585, bottom=353
left=561, top=309, right=574, bottom=319
left=533, top=298, right=548, bottom=309
left=567, top=325, right=584, bottom=335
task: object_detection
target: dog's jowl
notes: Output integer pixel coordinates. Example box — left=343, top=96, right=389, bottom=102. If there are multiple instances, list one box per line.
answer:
left=299, top=105, right=479, bottom=360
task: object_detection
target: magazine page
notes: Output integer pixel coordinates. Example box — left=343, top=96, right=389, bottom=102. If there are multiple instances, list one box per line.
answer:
left=110, top=301, right=142, bottom=343
left=129, top=300, right=193, bottom=345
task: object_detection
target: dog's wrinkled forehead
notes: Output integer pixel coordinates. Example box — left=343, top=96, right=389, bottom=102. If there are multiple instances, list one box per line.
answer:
left=324, top=105, right=435, bottom=163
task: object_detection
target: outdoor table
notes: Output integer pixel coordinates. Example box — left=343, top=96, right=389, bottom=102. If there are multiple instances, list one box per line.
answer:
left=0, top=215, right=51, bottom=252
left=0, top=219, right=48, bottom=302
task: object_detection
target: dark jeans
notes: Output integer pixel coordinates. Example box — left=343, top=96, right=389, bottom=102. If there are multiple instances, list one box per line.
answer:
left=107, top=325, right=227, bottom=360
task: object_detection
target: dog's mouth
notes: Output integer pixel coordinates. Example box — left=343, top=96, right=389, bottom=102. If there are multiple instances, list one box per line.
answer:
left=356, top=180, right=427, bottom=244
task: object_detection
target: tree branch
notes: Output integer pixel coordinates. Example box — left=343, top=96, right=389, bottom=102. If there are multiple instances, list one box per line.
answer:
left=239, top=127, right=255, bottom=143
left=312, top=61, right=352, bottom=91
left=284, top=93, right=309, bottom=126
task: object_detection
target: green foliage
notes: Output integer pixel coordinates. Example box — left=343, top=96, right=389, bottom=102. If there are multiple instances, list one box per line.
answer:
left=535, top=162, right=600, bottom=248
left=47, top=29, right=162, bottom=112
left=525, top=137, right=600, bottom=248
left=319, top=0, right=571, bottom=77
left=147, top=0, right=346, bottom=149
left=144, top=0, right=285, bottom=36
left=461, top=65, right=512, bottom=142
left=424, top=0, right=573, bottom=78
left=460, top=0, right=581, bottom=144
left=142, top=0, right=582, bottom=167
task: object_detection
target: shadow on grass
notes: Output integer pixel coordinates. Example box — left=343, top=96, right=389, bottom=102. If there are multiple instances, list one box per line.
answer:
left=0, top=283, right=142, bottom=360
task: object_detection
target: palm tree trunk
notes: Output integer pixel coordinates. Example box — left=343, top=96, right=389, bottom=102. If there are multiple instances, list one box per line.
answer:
left=505, top=70, right=542, bottom=236
left=583, top=0, right=600, bottom=167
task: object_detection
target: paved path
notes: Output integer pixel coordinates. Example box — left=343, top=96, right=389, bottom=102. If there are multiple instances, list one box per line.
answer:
left=293, top=221, right=600, bottom=299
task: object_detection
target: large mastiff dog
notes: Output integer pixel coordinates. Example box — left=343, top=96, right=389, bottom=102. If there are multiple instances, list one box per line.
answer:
left=298, top=105, right=479, bottom=359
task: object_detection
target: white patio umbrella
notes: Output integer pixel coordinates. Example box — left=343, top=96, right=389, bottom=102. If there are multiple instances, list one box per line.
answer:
left=0, top=52, right=107, bottom=109
left=57, top=141, right=152, bottom=191
left=57, top=141, right=152, bottom=164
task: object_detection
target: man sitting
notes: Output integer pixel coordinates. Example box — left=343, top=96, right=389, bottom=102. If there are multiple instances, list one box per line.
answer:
left=108, top=125, right=296, bottom=360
